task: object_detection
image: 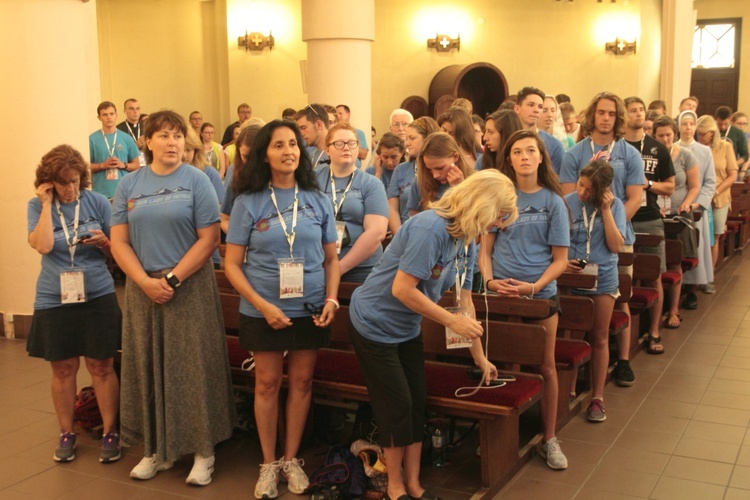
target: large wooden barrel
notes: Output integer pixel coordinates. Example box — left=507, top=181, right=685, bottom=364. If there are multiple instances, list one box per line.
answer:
left=428, top=62, right=508, bottom=118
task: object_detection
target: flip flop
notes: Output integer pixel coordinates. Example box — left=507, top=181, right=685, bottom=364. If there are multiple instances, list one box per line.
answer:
left=665, top=314, right=682, bottom=329
left=646, top=335, right=665, bottom=355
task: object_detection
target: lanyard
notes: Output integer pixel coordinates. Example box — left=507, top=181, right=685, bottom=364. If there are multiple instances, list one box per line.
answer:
left=722, top=125, right=731, bottom=141
left=454, top=239, right=469, bottom=307
left=590, top=139, right=616, bottom=161
left=312, top=149, right=325, bottom=170
left=126, top=122, right=140, bottom=141
left=269, top=183, right=299, bottom=258
left=581, top=203, right=598, bottom=260
left=55, top=197, right=80, bottom=267
left=102, top=130, right=117, bottom=157
left=330, top=169, right=355, bottom=218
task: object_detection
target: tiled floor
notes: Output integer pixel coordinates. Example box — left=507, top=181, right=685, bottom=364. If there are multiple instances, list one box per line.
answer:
left=4, top=254, right=750, bottom=499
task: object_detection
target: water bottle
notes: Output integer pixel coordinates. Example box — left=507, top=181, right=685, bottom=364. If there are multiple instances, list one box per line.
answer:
left=431, top=425, right=446, bottom=467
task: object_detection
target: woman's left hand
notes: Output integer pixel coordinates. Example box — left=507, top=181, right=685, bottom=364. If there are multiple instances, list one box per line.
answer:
left=82, top=229, right=108, bottom=248
left=313, top=301, right=337, bottom=327
left=446, top=164, right=465, bottom=186
left=601, top=189, right=614, bottom=211
left=492, top=278, right=523, bottom=297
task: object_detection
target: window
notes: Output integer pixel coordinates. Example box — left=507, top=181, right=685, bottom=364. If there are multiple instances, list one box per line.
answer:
left=692, top=23, right=736, bottom=69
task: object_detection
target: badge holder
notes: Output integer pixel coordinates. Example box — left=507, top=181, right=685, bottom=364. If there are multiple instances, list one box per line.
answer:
left=577, top=263, right=599, bottom=292
left=335, top=220, right=350, bottom=255
left=60, top=268, right=87, bottom=304
left=106, top=164, right=118, bottom=180
left=444, top=307, right=473, bottom=349
left=278, top=258, right=304, bottom=299
left=657, top=195, right=671, bottom=213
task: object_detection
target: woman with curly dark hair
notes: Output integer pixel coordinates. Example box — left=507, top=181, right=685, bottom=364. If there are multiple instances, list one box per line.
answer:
left=224, top=120, right=340, bottom=499
left=27, top=144, right=122, bottom=464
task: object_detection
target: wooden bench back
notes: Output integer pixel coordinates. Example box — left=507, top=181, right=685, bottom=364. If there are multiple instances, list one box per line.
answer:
left=632, top=253, right=661, bottom=282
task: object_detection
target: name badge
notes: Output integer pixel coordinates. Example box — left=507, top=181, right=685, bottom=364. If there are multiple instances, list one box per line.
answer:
left=335, top=221, right=347, bottom=255
left=278, top=258, right=304, bottom=299
left=444, top=306, right=472, bottom=349
left=138, top=151, right=147, bottom=167
left=60, top=268, right=86, bottom=304
left=577, top=263, right=599, bottom=292
left=106, top=167, right=118, bottom=180
left=640, top=189, right=648, bottom=207
left=657, top=195, right=671, bottom=213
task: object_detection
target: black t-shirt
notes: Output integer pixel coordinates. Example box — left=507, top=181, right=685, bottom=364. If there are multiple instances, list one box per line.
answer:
left=627, top=135, right=675, bottom=222
left=116, top=120, right=141, bottom=142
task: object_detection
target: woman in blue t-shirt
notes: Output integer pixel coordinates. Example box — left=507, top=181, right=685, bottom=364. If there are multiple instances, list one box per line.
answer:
left=27, top=145, right=122, bottom=464
left=480, top=109, right=523, bottom=171
left=111, top=111, right=236, bottom=486
left=387, top=116, right=440, bottom=233
left=564, top=160, right=625, bottom=423
left=349, top=169, right=516, bottom=500
left=317, top=123, right=389, bottom=283
left=479, top=129, right=570, bottom=470
left=224, top=120, right=340, bottom=499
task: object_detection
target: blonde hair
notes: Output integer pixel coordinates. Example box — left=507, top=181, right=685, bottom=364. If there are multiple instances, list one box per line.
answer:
left=185, top=128, right=209, bottom=171
left=430, top=170, right=518, bottom=240
left=241, top=117, right=266, bottom=130
left=696, top=115, right=722, bottom=150
left=416, top=132, right=474, bottom=212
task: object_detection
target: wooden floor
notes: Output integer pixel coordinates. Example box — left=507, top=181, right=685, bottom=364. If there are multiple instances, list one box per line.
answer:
left=3, top=253, right=750, bottom=499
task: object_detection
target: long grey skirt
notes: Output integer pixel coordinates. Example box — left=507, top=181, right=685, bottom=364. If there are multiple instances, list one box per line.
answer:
left=120, top=262, right=237, bottom=461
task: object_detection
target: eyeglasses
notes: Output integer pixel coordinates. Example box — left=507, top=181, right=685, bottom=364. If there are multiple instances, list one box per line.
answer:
left=306, top=104, right=326, bottom=124
left=328, top=140, right=359, bottom=150
left=391, top=120, right=409, bottom=128
left=304, top=302, right=323, bottom=317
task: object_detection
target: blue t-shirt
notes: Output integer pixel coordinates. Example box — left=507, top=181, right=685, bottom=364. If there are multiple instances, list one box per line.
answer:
left=28, top=190, right=115, bottom=309
left=387, top=160, right=417, bottom=225
left=560, top=138, right=645, bottom=245
left=350, top=210, right=476, bottom=344
left=539, top=130, right=564, bottom=175
left=406, top=181, right=450, bottom=214
left=365, top=165, right=395, bottom=191
left=203, top=166, right=225, bottom=266
left=226, top=187, right=337, bottom=318
left=316, top=167, right=390, bottom=280
left=474, top=152, right=484, bottom=171
left=89, top=130, right=140, bottom=199
left=490, top=187, right=570, bottom=298
left=111, top=164, right=220, bottom=271
left=306, top=146, right=330, bottom=171
left=222, top=164, right=237, bottom=216
left=354, top=128, right=368, bottom=168
left=565, top=192, right=626, bottom=295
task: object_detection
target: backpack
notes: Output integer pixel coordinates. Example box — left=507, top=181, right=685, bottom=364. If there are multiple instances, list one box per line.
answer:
left=73, top=386, right=102, bottom=431
left=307, top=445, right=368, bottom=499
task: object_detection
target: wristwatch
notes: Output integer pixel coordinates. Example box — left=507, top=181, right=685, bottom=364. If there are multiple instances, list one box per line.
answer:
left=165, top=272, right=181, bottom=289
left=648, top=180, right=653, bottom=190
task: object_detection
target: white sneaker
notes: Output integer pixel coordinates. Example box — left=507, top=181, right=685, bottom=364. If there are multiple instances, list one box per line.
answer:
left=254, top=460, right=282, bottom=499
left=540, top=437, right=568, bottom=470
left=186, top=453, right=214, bottom=486
left=282, top=457, right=309, bottom=494
left=130, top=455, right=174, bottom=480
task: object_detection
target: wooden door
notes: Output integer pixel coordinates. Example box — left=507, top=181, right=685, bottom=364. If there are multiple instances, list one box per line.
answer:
left=690, top=19, right=741, bottom=116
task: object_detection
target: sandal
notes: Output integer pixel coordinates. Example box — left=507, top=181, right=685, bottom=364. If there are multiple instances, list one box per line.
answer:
left=665, top=313, right=682, bottom=329
left=646, top=335, right=665, bottom=355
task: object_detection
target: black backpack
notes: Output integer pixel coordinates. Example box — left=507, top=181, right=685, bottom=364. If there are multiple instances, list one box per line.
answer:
left=306, top=445, right=367, bottom=499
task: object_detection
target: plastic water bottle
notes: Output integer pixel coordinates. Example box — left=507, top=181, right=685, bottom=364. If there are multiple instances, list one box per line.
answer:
left=431, top=425, right=445, bottom=467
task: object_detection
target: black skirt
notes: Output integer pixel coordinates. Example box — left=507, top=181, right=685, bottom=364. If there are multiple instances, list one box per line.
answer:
left=27, top=293, right=122, bottom=361
left=239, top=314, right=330, bottom=351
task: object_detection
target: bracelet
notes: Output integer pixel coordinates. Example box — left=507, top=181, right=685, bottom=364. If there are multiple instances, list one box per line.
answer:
left=486, top=279, right=493, bottom=290
left=325, top=297, right=340, bottom=310
left=98, top=238, right=110, bottom=249
left=530, top=282, right=535, bottom=298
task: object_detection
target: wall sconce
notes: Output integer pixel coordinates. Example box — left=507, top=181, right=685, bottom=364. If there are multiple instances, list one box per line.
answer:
left=238, top=31, right=274, bottom=52
left=427, top=34, right=460, bottom=52
left=605, top=38, right=637, bottom=55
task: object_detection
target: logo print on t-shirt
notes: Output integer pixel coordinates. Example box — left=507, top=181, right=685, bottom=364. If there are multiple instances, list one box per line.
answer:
left=256, top=219, right=270, bottom=232
left=127, top=199, right=136, bottom=211
left=431, top=264, right=444, bottom=279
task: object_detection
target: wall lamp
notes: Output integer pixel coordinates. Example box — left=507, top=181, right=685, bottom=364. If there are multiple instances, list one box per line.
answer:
left=427, top=34, right=460, bottom=52
left=605, top=38, right=637, bottom=55
left=238, top=31, right=274, bottom=52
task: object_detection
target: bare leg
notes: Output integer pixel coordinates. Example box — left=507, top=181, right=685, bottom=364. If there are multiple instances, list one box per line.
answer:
left=84, top=357, right=119, bottom=433
left=667, top=266, right=682, bottom=325
left=535, top=314, right=559, bottom=441
left=648, top=279, right=665, bottom=338
left=591, top=295, right=616, bottom=400
left=50, top=358, right=80, bottom=433
left=712, top=241, right=719, bottom=268
left=283, top=350, right=317, bottom=460
left=403, top=441, right=425, bottom=498
left=615, top=302, right=631, bottom=361
left=253, top=351, right=285, bottom=463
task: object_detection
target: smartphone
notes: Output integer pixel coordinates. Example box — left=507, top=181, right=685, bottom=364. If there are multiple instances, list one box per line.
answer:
left=76, top=234, right=92, bottom=245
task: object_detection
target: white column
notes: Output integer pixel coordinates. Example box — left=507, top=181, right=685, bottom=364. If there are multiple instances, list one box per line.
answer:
left=660, top=0, right=695, bottom=114
left=301, top=0, right=374, bottom=149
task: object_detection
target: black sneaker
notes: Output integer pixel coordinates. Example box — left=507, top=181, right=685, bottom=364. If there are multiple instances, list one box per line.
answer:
left=615, top=360, right=635, bottom=387
left=683, top=291, right=698, bottom=310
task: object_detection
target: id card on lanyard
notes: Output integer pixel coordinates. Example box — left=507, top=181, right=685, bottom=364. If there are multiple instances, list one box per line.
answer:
left=445, top=239, right=472, bottom=349
left=330, top=170, right=355, bottom=255
left=103, top=130, right=120, bottom=180
left=56, top=198, right=87, bottom=304
left=269, top=183, right=304, bottom=298
left=578, top=204, right=599, bottom=292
